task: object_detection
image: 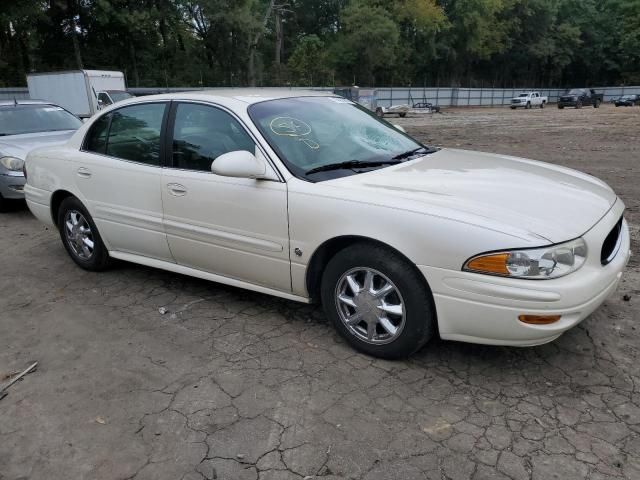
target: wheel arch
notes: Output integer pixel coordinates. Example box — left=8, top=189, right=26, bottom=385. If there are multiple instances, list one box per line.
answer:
left=305, top=235, right=430, bottom=303
left=50, top=189, right=76, bottom=227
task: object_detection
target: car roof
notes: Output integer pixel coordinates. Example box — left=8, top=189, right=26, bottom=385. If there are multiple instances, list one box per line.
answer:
left=0, top=99, right=55, bottom=107
left=124, top=88, right=335, bottom=106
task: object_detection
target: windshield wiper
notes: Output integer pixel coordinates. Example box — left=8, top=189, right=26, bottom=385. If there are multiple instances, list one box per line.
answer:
left=305, top=159, right=402, bottom=175
left=390, top=146, right=434, bottom=161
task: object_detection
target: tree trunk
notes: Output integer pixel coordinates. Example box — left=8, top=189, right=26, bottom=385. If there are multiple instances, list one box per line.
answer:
left=248, top=0, right=276, bottom=87
left=275, top=11, right=282, bottom=65
left=67, top=0, right=83, bottom=69
left=129, top=41, right=139, bottom=87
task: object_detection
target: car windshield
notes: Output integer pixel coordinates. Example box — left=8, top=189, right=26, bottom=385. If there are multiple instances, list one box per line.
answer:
left=518, top=94, right=529, bottom=97
left=249, top=96, right=426, bottom=181
left=567, top=89, right=584, bottom=95
left=0, top=104, right=81, bottom=136
left=108, top=91, right=133, bottom=103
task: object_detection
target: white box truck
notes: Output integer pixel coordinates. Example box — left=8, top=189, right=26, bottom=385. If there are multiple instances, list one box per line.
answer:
left=27, top=70, right=129, bottom=118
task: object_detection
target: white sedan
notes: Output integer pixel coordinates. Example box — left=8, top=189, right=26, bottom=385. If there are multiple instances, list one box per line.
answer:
left=24, top=90, right=630, bottom=358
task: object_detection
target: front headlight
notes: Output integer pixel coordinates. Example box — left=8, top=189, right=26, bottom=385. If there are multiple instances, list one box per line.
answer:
left=0, top=156, right=25, bottom=171
left=463, top=238, right=587, bottom=279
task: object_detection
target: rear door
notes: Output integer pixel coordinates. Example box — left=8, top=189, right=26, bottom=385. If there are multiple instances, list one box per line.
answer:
left=161, top=101, right=291, bottom=292
left=75, top=101, right=173, bottom=261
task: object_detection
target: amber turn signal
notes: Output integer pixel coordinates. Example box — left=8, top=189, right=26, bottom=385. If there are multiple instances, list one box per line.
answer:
left=518, top=314, right=561, bottom=325
left=465, top=253, right=510, bottom=275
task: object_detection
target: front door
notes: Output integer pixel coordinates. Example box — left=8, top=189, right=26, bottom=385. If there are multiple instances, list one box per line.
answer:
left=161, top=102, right=291, bottom=292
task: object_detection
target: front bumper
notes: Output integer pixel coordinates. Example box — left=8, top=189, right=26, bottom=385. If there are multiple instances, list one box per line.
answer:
left=0, top=172, right=26, bottom=200
left=419, top=200, right=630, bottom=346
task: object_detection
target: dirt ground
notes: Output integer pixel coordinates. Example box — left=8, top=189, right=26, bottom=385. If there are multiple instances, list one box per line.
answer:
left=0, top=104, right=638, bottom=480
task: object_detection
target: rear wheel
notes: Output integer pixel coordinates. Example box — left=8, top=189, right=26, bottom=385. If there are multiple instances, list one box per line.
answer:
left=57, top=196, right=111, bottom=271
left=399, top=112, right=407, bottom=118
left=594, top=100, right=600, bottom=108
left=576, top=101, right=583, bottom=109
left=321, top=242, right=436, bottom=359
left=375, top=107, right=384, bottom=118
left=526, top=102, right=531, bottom=109
left=540, top=101, right=545, bottom=109
left=558, top=105, right=564, bottom=109
left=510, top=106, right=516, bottom=110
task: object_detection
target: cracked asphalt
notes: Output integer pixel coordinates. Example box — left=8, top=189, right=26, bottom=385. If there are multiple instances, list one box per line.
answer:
left=1, top=105, right=639, bottom=480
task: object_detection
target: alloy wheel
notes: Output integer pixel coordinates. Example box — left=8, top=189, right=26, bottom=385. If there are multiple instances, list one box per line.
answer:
left=335, top=267, right=406, bottom=345
left=64, top=210, right=95, bottom=260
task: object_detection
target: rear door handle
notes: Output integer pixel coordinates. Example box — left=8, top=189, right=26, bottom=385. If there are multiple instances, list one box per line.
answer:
left=77, top=167, right=92, bottom=178
left=167, top=183, right=187, bottom=196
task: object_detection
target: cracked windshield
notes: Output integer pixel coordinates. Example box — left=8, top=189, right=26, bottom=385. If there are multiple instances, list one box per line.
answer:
left=249, top=96, right=423, bottom=180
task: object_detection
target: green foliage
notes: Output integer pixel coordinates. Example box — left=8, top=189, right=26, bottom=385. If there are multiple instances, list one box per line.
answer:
left=288, top=35, right=331, bottom=85
left=0, top=0, right=639, bottom=87
left=333, top=1, right=400, bottom=85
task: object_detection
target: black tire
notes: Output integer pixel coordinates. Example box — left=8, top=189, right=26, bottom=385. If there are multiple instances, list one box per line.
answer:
left=594, top=100, right=600, bottom=108
left=0, top=194, right=6, bottom=213
left=57, top=196, right=111, bottom=271
left=510, top=106, right=516, bottom=109
left=320, top=242, right=436, bottom=359
left=399, top=112, right=407, bottom=118
left=576, top=101, right=582, bottom=109
left=526, top=102, right=531, bottom=109
left=540, top=101, right=545, bottom=109
left=375, top=107, right=384, bottom=118
left=558, top=105, right=564, bottom=109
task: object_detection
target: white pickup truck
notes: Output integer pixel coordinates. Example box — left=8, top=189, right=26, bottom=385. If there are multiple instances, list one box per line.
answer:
left=510, top=91, right=547, bottom=109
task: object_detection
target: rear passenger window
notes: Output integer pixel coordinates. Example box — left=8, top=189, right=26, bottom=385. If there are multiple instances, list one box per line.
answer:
left=84, top=113, right=111, bottom=154
left=105, top=103, right=166, bottom=165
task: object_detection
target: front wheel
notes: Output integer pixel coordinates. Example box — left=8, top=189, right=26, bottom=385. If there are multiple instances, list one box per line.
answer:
left=57, top=196, right=111, bottom=271
left=526, top=102, right=531, bottom=109
left=375, top=107, right=384, bottom=118
left=321, top=243, right=436, bottom=359
left=576, top=101, right=583, bottom=109
left=558, top=105, right=564, bottom=109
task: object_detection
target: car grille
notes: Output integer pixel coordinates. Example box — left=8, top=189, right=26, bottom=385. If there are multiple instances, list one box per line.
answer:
left=601, top=216, right=623, bottom=265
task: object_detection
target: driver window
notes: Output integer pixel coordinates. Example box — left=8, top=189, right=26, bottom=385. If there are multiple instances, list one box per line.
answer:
left=171, top=103, right=255, bottom=172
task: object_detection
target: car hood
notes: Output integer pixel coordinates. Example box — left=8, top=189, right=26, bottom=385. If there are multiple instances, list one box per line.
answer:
left=0, top=130, right=76, bottom=159
left=326, top=148, right=617, bottom=243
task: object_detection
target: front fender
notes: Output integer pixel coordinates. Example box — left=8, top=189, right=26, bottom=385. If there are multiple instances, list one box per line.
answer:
left=287, top=179, right=540, bottom=297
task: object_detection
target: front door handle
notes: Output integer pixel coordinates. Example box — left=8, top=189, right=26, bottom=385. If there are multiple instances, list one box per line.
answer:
left=167, top=183, right=187, bottom=196
left=77, top=167, right=92, bottom=178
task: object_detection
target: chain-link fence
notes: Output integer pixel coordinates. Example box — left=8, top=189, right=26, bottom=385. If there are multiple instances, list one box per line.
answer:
left=3, top=85, right=640, bottom=106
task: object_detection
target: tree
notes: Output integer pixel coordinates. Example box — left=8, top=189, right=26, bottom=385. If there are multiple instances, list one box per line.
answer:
left=333, top=1, right=400, bottom=85
left=288, top=34, right=330, bottom=85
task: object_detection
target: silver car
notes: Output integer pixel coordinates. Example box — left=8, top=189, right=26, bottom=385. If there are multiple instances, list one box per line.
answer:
left=0, top=100, right=82, bottom=211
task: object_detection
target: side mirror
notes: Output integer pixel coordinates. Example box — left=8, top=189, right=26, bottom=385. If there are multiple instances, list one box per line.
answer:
left=211, top=150, right=278, bottom=180
left=393, top=124, right=406, bottom=133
